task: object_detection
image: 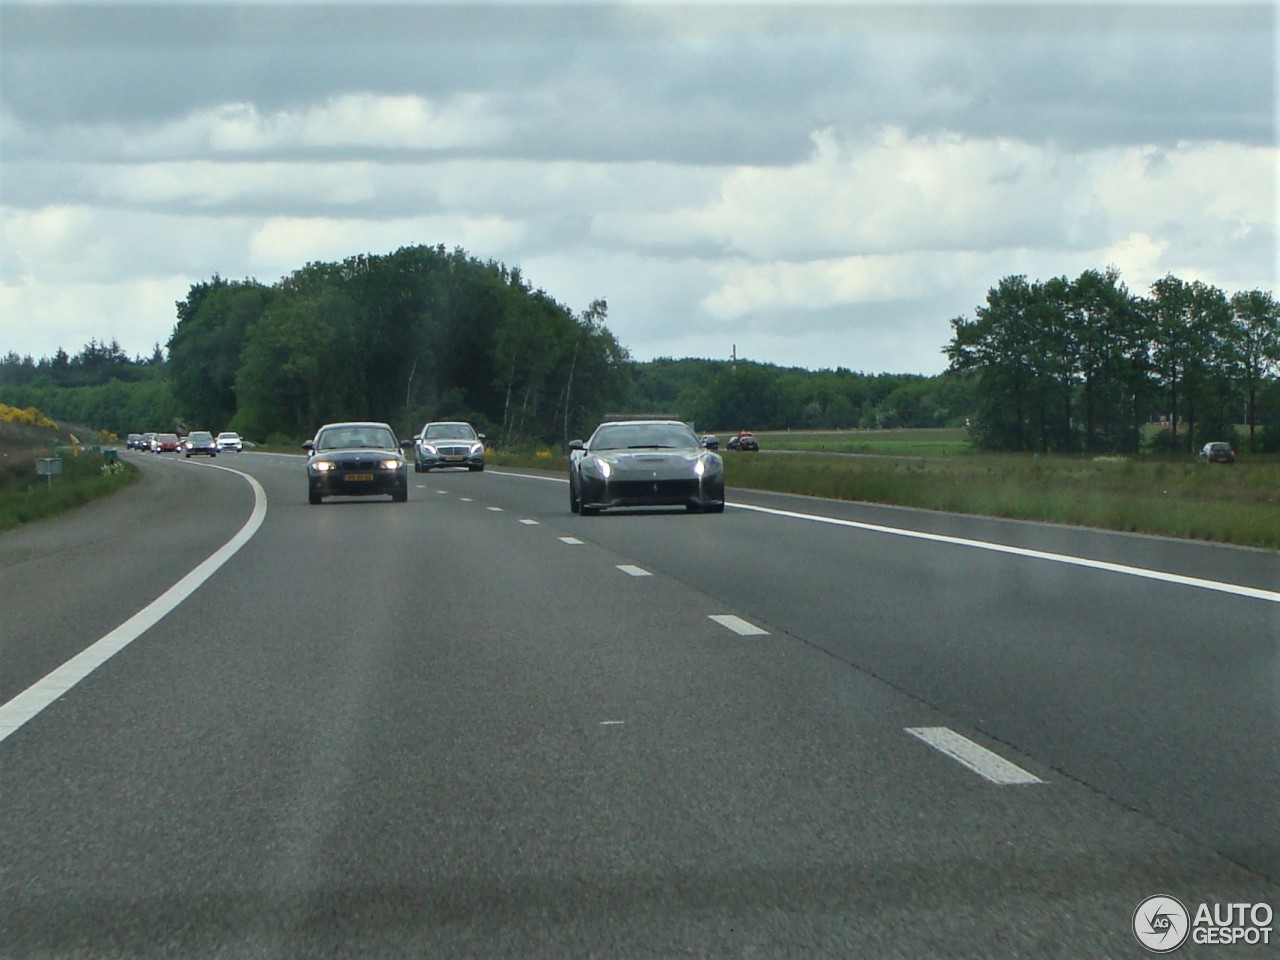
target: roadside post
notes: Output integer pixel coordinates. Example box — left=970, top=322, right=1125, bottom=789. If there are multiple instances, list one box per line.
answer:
left=36, top=457, right=63, bottom=491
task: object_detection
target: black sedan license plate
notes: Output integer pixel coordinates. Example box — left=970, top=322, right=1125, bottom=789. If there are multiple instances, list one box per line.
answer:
left=345, top=472, right=374, bottom=482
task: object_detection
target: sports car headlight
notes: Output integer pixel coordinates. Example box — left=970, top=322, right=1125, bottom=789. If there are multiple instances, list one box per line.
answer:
left=380, top=459, right=404, bottom=470
left=592, top=458, right=613, bottom=479
left=312, top=460, right=336, bottom=472
left=694, top=455, right=722, bottom=477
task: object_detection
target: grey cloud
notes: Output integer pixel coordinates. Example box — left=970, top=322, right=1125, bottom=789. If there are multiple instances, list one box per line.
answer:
left=4, top=3, right=1270, bottom=168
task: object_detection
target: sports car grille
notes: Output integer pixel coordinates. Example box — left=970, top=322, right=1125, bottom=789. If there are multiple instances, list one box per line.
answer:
left=611, top=479, right=701, bottom=499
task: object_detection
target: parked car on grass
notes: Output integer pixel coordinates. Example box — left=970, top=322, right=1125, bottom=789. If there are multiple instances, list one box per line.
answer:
left=1199, top=441, right=1235, bottom=464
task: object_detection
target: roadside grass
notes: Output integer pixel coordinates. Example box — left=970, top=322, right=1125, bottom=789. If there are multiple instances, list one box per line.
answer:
left=749, top=427, right=972, bottom=457
left=492, top=440, right=1280, bottom=550
left=0, top=419, right=138, bottom=535
left=723, top=451, right=1280, bottom=550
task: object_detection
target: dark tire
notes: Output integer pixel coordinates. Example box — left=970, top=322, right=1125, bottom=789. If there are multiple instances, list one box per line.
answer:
left=569, top=487, right=580, bottom=514
left=580, top=504, right=600, bottom=517
left=414, top=462, right=423, bottom=473
left=706, top=502, right=725, bottom=513
left=393, top=485, right=409, bottom=503
left=308, top=490, right=323, bottom=505
left=470, top=463, right=484, bottom=472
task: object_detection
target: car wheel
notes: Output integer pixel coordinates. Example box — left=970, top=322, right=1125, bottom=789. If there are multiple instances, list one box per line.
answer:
left=706, top=502, right=725, bottom=514
left=580, top=505, right=600, bottom=516
left=308, top=490, right=323, bottom=505
left=393, top=484, right=408, bottom=503
left=470, top=463, right=484, bottom=472
left=569, top=484, right=580, bottom=514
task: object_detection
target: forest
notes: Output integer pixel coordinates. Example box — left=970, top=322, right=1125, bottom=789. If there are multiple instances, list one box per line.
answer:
left=3, top=247, right=1276, bottom=453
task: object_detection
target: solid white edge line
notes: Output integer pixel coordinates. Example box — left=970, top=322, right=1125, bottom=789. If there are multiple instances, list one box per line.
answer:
left=0, top=464, right=268, bottom=745
left=485, top=470, right=1278, bottom=603
left=906, top=727, right=1044, bottom=785
left=730, top=503, right=1280, bottom=604
left=708, top=614, right=770, bottom=636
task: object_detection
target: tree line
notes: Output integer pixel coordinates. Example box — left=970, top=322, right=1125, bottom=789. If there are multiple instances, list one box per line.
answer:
left=4, top=253, right=1275, bottom=454
left=946, top=269, right=1280, bottom=453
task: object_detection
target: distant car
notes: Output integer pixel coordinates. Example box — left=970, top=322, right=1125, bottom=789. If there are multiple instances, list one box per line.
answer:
left=139, top=432, right=157, bottom=451
left=414, top=421, right=486, bottom=472
left=216, top=431, right=243, bottom=452
left=183, top=430, right=219, bottom=457
left=126, top=433, right=144, bottom=450
left=728, top=431, right=759, bottom=452
left=152, top=433, right=180, bottom=453
left=303, top=421, right=408, bottom=504
left=567, top=419, right=725, bottom=516
left=1199, top=441, right=1235, bottom=464
left=700, top=434, right=719, bottom=450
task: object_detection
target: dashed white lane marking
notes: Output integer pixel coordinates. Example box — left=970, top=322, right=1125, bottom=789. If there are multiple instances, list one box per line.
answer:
left=708, top=614, right=769, bottom=636
left=0, top=464, right=268, bottom=746
left=616, top=564, right=652, bottom=577
left=599, top=720, right=625, bottom=726
left=487, top=506, right=504, bottom=512
left=905, top=727, right=1044, bottom=785
left=436, top=490, right=448, bottom=495
left=559, top=536, right=584, bottom=545
left=519, top=519, right=540, bottom=526
left=459, top=497, right=474, bottom=502
left=485, top=472, right=1277, bottom=604
left=731, top=503, right=1280, bottom=605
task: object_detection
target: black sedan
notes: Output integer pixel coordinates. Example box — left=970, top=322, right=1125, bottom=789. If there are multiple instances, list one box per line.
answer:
left=568, top=420, right=724, bottom=515
left=303, top=421, right=409, bottom=504
left=182, top=430, right=219, bottom=457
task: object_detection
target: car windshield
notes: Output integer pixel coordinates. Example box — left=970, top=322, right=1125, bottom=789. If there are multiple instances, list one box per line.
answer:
left=188, top=432, right=213, bottom=442
left=218, top=433, right=238, bottom=440
left=317, top=426, right=396, bottom=451
left=589, top=422, right=699, bottom=451
left=424, top=423, right=476, bottom=440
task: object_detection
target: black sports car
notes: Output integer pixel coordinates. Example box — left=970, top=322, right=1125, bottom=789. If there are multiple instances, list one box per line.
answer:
left=303, top=421, right=409, bottom=504
left=568, top=419, right=725, bottom=515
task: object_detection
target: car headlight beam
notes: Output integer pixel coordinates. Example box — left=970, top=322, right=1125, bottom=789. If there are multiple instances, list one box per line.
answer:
left=313, top=460, right=336, bottom=472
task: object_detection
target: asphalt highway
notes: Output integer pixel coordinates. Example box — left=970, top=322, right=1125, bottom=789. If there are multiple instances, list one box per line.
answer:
left=1, top=450, right=1276, bottom=958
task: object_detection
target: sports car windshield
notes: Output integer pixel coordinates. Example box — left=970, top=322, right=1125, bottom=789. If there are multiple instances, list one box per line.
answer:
left=589, top=423, right=699, bottom=452
left=316, top=427, right=397, bottom=451
left=424, top=423, right=477, bottom=440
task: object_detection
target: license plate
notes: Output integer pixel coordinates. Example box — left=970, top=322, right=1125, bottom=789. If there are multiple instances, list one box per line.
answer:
left=445, top=455, right=464, bottom=462
left=345, top=473, right=374, bottom=482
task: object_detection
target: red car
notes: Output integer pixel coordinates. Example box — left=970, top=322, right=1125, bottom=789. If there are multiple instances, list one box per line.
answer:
left=152, top=432, right=180, bottom=452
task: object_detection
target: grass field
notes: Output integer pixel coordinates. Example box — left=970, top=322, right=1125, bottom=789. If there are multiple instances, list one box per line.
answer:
left=0, top=418, right=138, bottom=534
left=493, top=427, right=1280, bottom=551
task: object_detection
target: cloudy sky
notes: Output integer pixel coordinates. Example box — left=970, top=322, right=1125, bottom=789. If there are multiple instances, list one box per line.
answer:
left=1, top=1, right=1275, bottom=374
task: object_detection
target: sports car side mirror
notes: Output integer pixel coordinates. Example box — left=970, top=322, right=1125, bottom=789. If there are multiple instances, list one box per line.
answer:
left=568, top=439, right=585, bottom=452
left=302, top=441, right=314, bottom=452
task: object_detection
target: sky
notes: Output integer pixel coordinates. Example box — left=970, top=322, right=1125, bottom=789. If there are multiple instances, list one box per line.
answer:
left=1, top=1, right=1276, bottom=375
